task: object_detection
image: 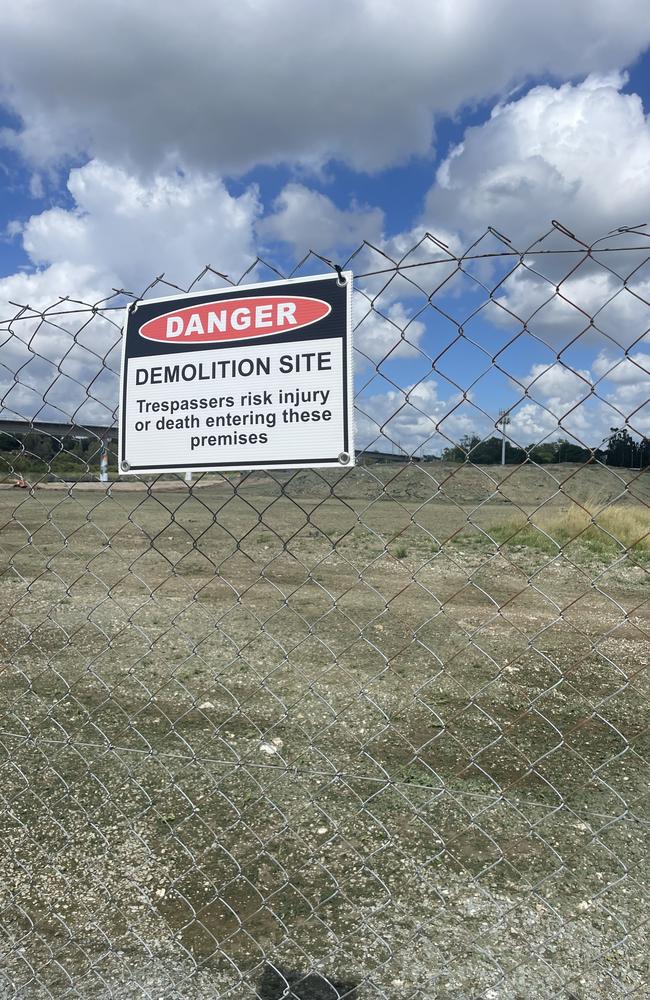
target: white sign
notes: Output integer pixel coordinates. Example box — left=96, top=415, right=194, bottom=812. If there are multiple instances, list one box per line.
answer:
left=118, top=272, right=354, bottom=474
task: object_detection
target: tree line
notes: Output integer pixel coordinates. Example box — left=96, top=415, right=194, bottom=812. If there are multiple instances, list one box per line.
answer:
left=1, top=426, right=647, bottom=476
left=441, top=428, right=649, bottom=468
left=0, top=430, right=111, bottom=476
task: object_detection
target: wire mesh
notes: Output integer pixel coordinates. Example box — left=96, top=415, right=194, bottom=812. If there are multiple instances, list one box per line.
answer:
left=0, top=224, right=648, bottom=999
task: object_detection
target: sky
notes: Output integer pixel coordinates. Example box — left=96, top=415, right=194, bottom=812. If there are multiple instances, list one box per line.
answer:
left=1, top=0, right=650, bottom=457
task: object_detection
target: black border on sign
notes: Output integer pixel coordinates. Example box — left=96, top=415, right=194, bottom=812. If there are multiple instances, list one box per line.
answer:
left=118, top=271, right=354, bottom=474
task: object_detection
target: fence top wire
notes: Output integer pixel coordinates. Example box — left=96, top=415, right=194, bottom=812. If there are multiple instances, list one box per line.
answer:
left=2, top=221, right=650, bottom=323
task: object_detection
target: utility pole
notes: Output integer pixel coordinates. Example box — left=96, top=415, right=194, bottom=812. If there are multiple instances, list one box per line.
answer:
left=498, top=410, right=510, bottom=466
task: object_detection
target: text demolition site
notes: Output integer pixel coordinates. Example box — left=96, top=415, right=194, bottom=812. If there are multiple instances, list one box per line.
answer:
left=133, top=351, right=333, bottom=385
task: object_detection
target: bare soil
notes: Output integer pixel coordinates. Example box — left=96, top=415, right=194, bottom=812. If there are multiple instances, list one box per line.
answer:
left=0, top=462, right=648, bottom=999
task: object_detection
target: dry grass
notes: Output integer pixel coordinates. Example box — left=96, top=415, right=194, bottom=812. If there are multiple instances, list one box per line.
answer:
left=488, top=495, right=650, bottom=558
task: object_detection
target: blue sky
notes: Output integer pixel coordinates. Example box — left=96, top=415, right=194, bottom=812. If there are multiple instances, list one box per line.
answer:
left=1, top=1, right=650, bottom=454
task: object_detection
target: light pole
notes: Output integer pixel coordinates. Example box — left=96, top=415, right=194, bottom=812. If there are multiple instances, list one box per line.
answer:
left=498, top=410, right=510, bottom=466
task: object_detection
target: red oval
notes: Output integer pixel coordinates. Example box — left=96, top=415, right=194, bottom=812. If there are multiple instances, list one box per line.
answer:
left=138, top=295, right=331, bottom=345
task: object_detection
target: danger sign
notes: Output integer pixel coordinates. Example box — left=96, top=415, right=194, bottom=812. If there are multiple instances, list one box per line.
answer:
left=118, top=272, right=354, bottom=474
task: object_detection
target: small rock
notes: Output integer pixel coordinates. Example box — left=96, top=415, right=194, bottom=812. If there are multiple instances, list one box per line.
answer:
left=199, top=701, right=214, bottom=710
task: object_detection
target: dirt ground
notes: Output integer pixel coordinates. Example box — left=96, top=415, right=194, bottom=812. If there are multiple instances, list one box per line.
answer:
left=0, top=462, right=648, bottom=999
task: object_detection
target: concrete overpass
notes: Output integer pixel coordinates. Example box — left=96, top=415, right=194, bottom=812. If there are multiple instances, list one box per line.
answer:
left=0, top=420, right=117, bottom=442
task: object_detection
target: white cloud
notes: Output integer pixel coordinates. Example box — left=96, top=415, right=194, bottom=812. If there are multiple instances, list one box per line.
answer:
left=12, top=160, right=260, bottom=299
left=353, top=298, right=426, bottom=364
left=0, top=160, right=260, bottom=422
left=376, top=74, right=650, bottom=359
left=519, top=362, right=592, bottom=404
left=258, top=183, right=384, bottom=256
left=2, top=2, right=650, bottom=174
left=504, top=361, right=595, bottom=443
left=503, top=359, right=650, bottom=446
left=506, top=400, right=585, bottom=445
left=425, top=73, right=650, bottom=242
left=594, top=352, right=650, bottom=435
left=355, top=379, right=475, bottom=453
left=0, top=262, right=107, bottom=322
left=490, top=261, right=650, bottom=349
left=505, top=395, right=646, bottom=447
left=354, top=356, right=649, bottom=454
left=0, top=295, right=121, bottom=424
left=593, top=351, right=650, bottom=384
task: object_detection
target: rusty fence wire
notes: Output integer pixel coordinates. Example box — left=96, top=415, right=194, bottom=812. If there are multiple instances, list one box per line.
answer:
left=0, top=223, right=648, bottom=999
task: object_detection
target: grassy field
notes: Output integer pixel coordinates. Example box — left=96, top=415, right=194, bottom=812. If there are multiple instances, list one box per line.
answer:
left=0, top=462, right=648, bottom=999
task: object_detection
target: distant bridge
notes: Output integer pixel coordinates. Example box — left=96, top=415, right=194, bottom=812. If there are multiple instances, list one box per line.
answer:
left=0, top=420, right=117, bottom=443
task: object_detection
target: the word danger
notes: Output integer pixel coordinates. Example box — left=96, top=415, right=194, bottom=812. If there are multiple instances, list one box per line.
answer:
left=138, top=295, right=331, bottom=345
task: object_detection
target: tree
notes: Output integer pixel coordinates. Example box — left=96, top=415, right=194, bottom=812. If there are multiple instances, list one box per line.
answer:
left=605, top=428, right=648, bottom=468
left=442, top=435, right=525, bottom=464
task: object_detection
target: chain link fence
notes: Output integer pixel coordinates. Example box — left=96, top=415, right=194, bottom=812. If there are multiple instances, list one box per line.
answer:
left=0, top=223, right=648, bottom=999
